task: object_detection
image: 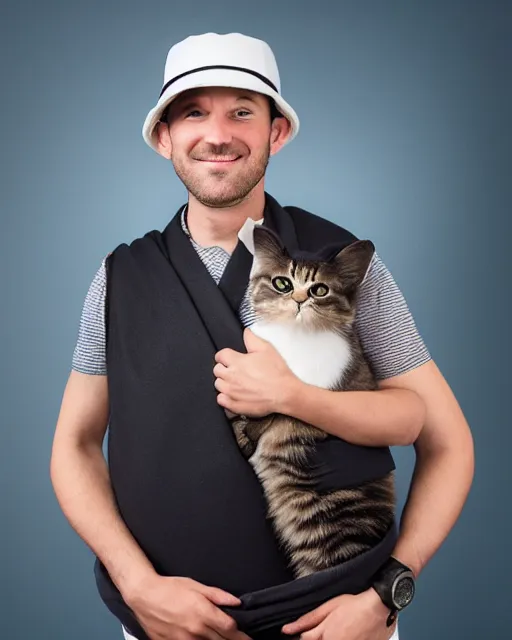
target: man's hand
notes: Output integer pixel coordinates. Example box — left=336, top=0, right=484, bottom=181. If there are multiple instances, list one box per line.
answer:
left=124, top=574, right=252, bottom=640
left=214, top=329, right=297, bottom=418
left=281, top=588, right=396, bottom=640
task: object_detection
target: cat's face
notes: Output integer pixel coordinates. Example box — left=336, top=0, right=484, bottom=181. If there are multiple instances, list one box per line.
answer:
left=249, top=228, right=374, bottom=333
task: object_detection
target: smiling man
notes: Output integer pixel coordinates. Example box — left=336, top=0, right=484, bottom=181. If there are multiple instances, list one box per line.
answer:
left=165, top=89, right=274, bottom=207
left=50, top=32, right=474, bottom=640
left=155, top=84, right=291, bottom=257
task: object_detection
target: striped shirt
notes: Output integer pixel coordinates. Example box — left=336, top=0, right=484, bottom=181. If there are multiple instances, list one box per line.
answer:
left=72, top=213, right=431, bottom=380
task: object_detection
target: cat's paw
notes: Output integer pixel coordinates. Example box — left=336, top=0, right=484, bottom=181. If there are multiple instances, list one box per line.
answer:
left=231, top=418, right=256, bottom=459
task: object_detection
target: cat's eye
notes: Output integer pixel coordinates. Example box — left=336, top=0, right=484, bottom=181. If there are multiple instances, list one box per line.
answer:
left=309, top=283, right=329, bottom=297
left=272, top=277, right=293, bottom=293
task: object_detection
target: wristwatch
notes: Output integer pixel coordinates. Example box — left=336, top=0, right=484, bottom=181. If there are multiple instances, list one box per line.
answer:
left=371, top=557, right=416, bottom=626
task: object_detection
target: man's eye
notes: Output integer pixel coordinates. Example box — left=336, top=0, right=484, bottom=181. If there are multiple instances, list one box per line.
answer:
left=185, top=110, right=203, bottom=118
left=235, top=110, right=252, bottom=117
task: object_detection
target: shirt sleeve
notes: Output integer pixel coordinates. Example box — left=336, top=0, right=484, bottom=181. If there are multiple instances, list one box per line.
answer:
left=354, top=252, right=431, bottom=380
left=71, top=257, right=107, bottom=375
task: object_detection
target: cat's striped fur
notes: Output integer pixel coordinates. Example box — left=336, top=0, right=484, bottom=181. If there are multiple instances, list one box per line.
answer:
left=231, top=227, right=395, bottom=578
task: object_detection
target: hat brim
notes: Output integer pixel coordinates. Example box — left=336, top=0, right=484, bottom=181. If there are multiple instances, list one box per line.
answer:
left=142, top=68, right=300, bottom=154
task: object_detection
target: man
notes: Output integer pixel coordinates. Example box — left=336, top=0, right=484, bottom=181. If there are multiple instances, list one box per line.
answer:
left=50, top=33, right=474, bottom=640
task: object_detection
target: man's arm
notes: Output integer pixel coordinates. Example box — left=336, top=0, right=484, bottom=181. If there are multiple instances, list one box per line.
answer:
left=281, top=358, right=474, bottom=637
left=50, top=371, right=156, bottom=596
left=279, top=374, right=426, bottom=447
left=381, top=359, right=474, bottom=576
left=51, top=370, right=249, bottom=640
left=216, top=328, right=426, bottom=447
left=217, top=251, right=431, bottom=447
left=281, top=249, right=430, bottom=448
left=280, top=356, right=474, bottom=573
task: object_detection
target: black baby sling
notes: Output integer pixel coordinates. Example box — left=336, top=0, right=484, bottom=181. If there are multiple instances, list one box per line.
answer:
left=95, top=193, right=398, bottom=639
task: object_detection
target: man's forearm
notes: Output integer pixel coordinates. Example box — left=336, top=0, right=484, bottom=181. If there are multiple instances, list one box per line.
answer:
left=391, top=433, right=474, bottom=576
left=50, top=440, right=155, bottom=598
left=279, top=377, right=426, bottom=446
left=379, top=360, right=475, bottom=576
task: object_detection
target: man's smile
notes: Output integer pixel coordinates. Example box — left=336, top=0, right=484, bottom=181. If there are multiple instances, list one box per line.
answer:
left=195, top=156, right=242, bottom=164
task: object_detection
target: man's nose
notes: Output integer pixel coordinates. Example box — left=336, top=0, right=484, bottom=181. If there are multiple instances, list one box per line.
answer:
left=202, top=114, right=234, bottom=147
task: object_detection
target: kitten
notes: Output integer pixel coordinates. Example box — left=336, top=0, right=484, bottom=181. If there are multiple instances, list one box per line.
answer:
left=231, top=226, right=396, bottom=579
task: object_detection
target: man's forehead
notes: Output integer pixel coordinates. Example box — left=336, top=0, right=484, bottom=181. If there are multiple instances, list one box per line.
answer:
left=173, top=86, right=263, bottom=104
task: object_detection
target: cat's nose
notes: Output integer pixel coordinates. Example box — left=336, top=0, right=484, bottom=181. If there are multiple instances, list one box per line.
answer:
left=291, top=290, right=308, bottom=303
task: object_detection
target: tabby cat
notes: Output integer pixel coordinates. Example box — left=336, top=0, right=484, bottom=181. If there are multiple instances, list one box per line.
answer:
left=231, top=225, right=395, bottom=579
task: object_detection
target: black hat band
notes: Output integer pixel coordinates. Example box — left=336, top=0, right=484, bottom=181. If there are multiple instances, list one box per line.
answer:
left=159, top=64, right=278, bottom=99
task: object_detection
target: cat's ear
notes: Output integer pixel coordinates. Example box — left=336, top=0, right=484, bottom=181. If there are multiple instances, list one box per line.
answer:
left=253, top=225, right=286, bottom=255
left=250, top=226, right=289, bottom=277
left=333, top=240, right=375, bottom=294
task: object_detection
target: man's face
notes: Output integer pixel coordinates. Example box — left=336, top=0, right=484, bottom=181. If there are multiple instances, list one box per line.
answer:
left=157, top=87, right=287, bottom=207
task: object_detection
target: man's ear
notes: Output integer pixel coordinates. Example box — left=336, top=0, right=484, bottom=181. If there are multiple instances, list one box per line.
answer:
left=269, top=117, right=291, bottom=156
left=155, top=121, right=173, bottom=159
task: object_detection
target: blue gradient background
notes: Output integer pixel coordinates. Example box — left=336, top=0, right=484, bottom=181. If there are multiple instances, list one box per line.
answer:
left=2, top=1, right=510, bottom=638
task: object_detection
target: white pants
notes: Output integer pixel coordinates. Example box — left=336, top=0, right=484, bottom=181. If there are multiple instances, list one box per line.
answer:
left=122, top=624, right=400, bottom=639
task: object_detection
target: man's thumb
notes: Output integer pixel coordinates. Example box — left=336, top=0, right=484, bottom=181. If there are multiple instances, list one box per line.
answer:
left=243, top=328, right=265, bottom=352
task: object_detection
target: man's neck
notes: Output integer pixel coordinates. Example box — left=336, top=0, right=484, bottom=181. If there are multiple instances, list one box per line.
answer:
left=185, top=188, right=265, bottom=253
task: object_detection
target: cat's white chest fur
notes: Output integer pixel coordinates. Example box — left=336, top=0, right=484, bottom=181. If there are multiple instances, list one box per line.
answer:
left=250, top=321, right=352, bottom=389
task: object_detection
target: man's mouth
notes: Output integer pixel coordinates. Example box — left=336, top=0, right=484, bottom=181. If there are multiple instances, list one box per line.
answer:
left=195, top=156, right=242, bottom=164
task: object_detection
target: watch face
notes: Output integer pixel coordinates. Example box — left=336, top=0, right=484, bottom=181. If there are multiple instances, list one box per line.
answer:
left=393, top=575, right=415, bottom=609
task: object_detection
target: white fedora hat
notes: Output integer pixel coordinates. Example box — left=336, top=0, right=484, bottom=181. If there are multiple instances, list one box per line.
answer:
left=142, top=32, right=300, bottom=154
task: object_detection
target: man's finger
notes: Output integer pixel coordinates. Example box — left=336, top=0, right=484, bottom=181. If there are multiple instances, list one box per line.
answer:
left=202, top=628, right=229, bottom=640
left=214, top=378, right=228, bottom=393
left=217, top=394, right=236, bottom=411
left=194, top=584, right=241, bottom=607
left=281, top=602, right=332, bottom=634
left=206, top=607, right=252, bottom=640
left=204, top=625, right=250, bottom=640
left=299, top=626, right=323, bottom=640
left=215, top=349, right=239, bottom=366
left=213, top=363, right=229, bottom=379
left=197, top=599, right=251, bottom=640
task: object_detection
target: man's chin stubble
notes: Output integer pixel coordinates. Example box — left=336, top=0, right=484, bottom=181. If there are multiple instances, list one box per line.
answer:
left=193, top=191, right=249, bottom=208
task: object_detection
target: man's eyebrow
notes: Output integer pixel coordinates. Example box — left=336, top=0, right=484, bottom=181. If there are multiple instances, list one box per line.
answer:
left=236, top=95, right=260, bottom=105
left=172, top=98, right=200, bottom=111
left=170, top=94, right=261, bottom=113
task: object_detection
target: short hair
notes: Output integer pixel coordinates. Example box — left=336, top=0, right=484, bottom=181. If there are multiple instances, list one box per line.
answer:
left=268, top=96, right=283, bottom=122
